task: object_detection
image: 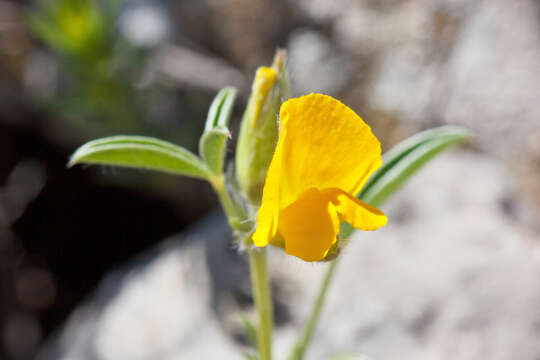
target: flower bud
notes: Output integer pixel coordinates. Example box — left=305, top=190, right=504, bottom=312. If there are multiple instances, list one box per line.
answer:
left=235, top=50, right=290, bottom=204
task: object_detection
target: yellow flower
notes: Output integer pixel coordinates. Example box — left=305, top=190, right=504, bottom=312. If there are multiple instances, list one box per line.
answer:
left=252, top=94, right=388, bottom=261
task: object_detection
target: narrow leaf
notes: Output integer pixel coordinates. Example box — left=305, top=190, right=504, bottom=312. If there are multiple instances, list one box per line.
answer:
left=200, top=87, right=237, bottom=174
left=243, top=353, right=259, bottom=360
left=340, top=126, right=469, bottom=239
left=204, top=86, right=237, bottom=131
left=69, top=135, right=211, bottom=179
left=199, top=127, right=230, bottom=175
left=360, top=126, right=470, bottom=207
left=238, top=314, right=258, bottom=349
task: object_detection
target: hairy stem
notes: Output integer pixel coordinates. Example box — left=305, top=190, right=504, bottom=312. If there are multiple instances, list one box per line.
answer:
left=249, top=247, right=273, bottom=360
left=212, top=175, right=273, bottom=359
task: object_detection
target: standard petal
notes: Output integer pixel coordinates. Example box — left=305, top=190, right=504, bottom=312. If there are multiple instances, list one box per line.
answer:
left=277, top=188, right=340, bottom=262
left=278, top=94, right=382, bottom=203
left=252, top=127, right=288, bottom=246
left=323, top=188, right=388, bottom=230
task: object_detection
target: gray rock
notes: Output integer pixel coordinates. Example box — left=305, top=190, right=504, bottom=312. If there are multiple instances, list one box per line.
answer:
left=287, top=29, right=354, bottom=96
left=286, top=150, right=540, bottom=360
left=36, top=213, right=242, bottom=360
left=37, top=150, right=540, bottom=359
left=295, top=0, right=540, bottom=218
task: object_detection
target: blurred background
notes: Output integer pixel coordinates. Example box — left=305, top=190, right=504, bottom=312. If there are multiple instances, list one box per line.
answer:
left=1, top=0, right=540, bottom=359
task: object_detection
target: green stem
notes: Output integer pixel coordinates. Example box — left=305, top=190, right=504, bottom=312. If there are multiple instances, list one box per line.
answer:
left=249, top=247, right=273, bottom=360
left=212, top=175, right=273, bottom=359
left=211, top=175, right=249, bottom=231
left=287, top=260, right=338, bottom=360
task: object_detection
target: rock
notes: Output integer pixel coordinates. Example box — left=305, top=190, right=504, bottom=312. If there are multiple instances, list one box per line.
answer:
left=272, top=150, right=540, bottom=359
left=287, top=29, right=354, bottom=96
left=36, top=150, right=540, bottom=359
left=36, top=213, right=242, bottom=360
left=295, top=0, right=540, bottom=216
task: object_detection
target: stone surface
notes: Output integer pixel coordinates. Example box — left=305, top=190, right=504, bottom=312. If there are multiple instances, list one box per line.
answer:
left=294, top=0, right=540, bottom=214
left=37, top=150, right=540, bottom=360
left=284, top=150, right=540, bottom=360
left=36, top=214, right=242, bottom=360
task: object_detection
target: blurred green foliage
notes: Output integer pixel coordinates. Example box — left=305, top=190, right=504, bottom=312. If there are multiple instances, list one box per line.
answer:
left=28, top=0, right=117, bottom=56
left=27, top=0, right=203, bottom=148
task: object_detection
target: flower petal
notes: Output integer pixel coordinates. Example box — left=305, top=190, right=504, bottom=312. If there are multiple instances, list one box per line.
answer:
left=278, top=94, right=382, bottom=203
left=322, top=188, right=388, bottom=230
left=253, top=93, right=385, bottom=250
left=277, top=188, right=340, bottom=262
left=252, top=126, right=288, bottom=246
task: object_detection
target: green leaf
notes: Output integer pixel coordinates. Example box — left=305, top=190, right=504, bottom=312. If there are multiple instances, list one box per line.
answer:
left=243, top=353, right=259, bottom=360
left=69, top=135, right=211, bottom=179
left=204, top=86, right=237, bottom=130
left=360, top=126, right=470, bottom=206
left=235, top=50, right=290, bottom=204
left=238, top=314, right=258, bottom=349
left=340, top=126, right=470, bottom=239
left=200, top=87, right=237, bottom=175
left=27, top=14, right=71, bottom=54
left=199, top=127, right=230, bottom=175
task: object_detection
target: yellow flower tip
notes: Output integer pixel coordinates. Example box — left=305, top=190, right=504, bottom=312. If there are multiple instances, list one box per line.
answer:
left=253, top=93, right=386, bottom=262
left=251, top=67, right=277, bottom=127
left=253, top=67, right=277, bottom=96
